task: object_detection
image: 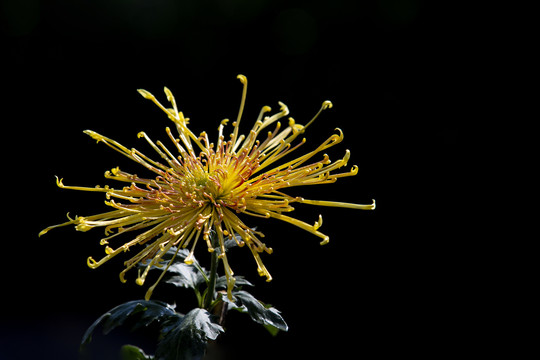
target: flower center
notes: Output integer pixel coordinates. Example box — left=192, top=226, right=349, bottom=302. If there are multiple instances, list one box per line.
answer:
left=194, top=177, right=208, bottom=188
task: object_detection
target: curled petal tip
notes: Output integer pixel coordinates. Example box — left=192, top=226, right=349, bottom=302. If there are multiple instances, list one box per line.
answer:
left=237, top=74, right=247, bottom=83
left=314, top=214, right=323, bottom=231
left=137, top=89, right=154, bottom=100
left=322, top=100, right=333, bottom=109
left=55, top=176, right=64, bottom=188
left=163, top=87, right=173, bottom=101
left=278, top=101, right=289, bottom=115
left=119, top=271, right=127, bottom=283
left=320, top=237, right=330, bottom=246
left=83, top=130, right=103, bottom=142
left=87, top=257, right=99, bottom=269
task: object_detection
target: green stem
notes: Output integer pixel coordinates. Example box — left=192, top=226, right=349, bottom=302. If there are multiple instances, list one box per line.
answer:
left=203, top=236, right=219, bottom=310
left=194, top=287, right=203, bottom=308
left=194, top=262, right=209, bottom=283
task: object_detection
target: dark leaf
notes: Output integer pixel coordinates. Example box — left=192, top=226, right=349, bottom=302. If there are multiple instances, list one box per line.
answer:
left=229, top=290, right=288, bottom=333
left=155, top=246, right=190, bottom=265
left=214, top=234, right=242, bottom=255
left=165, top=262, right=207, bottom=290
left=156, top=308, right=224, bottom=360
left=138, top=248, right=208, bottom=290
left=81, top=300, right=178, bottom=350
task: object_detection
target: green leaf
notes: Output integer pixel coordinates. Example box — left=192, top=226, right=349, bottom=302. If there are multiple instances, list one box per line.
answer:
left=81, top=300, right=178, bottom=350
left=156, top=308, right=224, bottom=360
left=262, top=324, right=281, bottom=337
left=228, top=290, right=288, bottom=333
left=121, top=344, right=153, bottom=360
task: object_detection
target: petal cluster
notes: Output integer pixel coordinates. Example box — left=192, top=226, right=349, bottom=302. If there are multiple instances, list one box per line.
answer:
left=40, top=75, right=374, bottom=298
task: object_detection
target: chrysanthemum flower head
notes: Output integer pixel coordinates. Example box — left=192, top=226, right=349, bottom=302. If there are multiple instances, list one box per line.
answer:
left=40, top=75, right=375, bottom=299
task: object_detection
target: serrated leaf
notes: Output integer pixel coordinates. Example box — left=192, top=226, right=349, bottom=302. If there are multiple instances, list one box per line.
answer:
left=156, top=308, right=224, bottom=360
left=81, top=300, right=178, bottom=350
left=229, top=291, right=288, bottom=332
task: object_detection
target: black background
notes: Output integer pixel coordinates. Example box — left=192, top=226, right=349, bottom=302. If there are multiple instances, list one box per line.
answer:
left=1, top=1, right=468, bottom=359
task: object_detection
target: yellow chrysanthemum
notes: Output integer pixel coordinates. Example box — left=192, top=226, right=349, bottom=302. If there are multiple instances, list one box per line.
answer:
left=40, top=75, right=374, bottom=299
